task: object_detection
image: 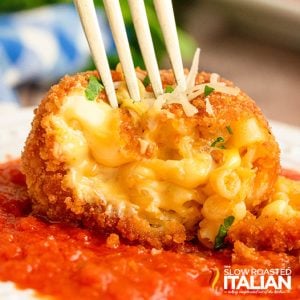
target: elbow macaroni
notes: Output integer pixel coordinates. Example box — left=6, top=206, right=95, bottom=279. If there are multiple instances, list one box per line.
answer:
left=209, top=169, right=241, bottom=199
left=259, top=176, right=300, bottom=220
left=199, top=117, right=267, bottom=246
left=51, top=88, right=277, bottom=247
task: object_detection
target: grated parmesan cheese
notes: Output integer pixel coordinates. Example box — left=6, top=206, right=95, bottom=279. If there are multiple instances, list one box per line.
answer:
left=138, top=138, right=150, bottom=154
left=210, top=73, right=219, bottom=84
left=151, top=85, right=198, bottom=117
left=210, top=73, right=225, bottom=86
left=186, top=48, right=200, bottom=90
left=187, top=83, right=240, bottom=101
left=114, top=55, right=239, bottom=117
left=205, top=97, right=214, bottom=116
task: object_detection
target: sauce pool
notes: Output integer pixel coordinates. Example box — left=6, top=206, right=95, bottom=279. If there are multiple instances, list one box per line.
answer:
left=0, top=161, right=299, bottom=300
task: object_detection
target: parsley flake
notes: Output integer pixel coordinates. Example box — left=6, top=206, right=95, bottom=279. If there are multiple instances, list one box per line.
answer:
left=214, top=216, right=235, bottom=250
left=143, top=75, right=150, bottom=87
left=204, top=85, right=215, bottom=97
left=211, top=136, right=225, bottom=148
left=85, top=76, right=104, bottom=101
left=165, top=86, right=174, bottom=93
left=226, top=126, right=233, bottom=135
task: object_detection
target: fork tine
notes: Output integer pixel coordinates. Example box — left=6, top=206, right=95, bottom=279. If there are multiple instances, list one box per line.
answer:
left=103, top=0, right=141, bottom=102
left=153, top=0, right=186, bottom=89
left=74, top=0, right=118, bottom=108
left=128, top=0, right=163, bottom=97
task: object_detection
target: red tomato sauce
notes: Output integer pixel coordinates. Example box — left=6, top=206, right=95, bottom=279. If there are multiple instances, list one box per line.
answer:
left=0, top=160, right=299, bottom=300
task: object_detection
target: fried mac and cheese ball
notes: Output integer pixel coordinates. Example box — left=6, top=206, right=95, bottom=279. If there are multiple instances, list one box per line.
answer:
left=21, top=70, right=280, bottom=248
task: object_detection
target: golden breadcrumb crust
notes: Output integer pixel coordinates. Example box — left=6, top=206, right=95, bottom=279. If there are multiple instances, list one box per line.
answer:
left=229, top=213, right=300, bottom=252
left=232, top=241, right=299, bottom=270
left=21, top=70, right=280, bottom=248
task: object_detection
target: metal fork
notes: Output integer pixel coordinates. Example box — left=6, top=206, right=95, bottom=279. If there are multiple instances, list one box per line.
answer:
left=74, top=0, right=186, bottom=108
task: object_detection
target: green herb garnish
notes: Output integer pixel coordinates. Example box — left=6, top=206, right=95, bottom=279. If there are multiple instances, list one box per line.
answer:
left=204, top=85, right=215, bottom=97
left=143, top=75, right=150, bottom=87
left=211, top=136, right=225, bottom=148
left=214, top=216, right=235, bottom=250
left=165, top=86, right=174, bottom=93
left=226, top=126, right=233, bottom=135
left=85, top=75, right=104, bottom=101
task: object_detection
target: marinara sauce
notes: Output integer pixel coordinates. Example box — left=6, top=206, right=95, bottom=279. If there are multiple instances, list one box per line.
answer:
left=0, top=161, right=299, bottom=300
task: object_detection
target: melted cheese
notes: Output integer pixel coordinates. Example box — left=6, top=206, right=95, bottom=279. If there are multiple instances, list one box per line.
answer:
left=56, top=95, right=131, bottom=167
left=49, top=88, right=270, bottom=244
left=50, top=92, right=211, bottom=221
left=228, top=118, right=266, bottom=148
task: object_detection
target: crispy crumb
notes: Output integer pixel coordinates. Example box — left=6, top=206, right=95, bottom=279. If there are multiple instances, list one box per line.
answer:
left=151, top=248, right=163, bottom=256
left=106, top=233, right=120, bottom=249
left=232, top=241, right=299, bottom=269
left=229, top=213, right=300, bottom=252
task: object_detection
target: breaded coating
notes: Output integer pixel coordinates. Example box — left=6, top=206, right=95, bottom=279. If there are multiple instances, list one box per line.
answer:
left=21, top=69, right=280, bottom=248
left=232, top=241, right=299, bottom=269
left=229, top=213, right=300, bottom=252
left=229, top=175, right=300, bottom=252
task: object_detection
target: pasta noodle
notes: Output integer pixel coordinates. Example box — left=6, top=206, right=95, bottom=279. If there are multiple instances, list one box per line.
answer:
left=229, top=118, right=266, bottom=148
left=209, top=168, right=241, bottom=199
left=22, top=69, right=280, bottom=248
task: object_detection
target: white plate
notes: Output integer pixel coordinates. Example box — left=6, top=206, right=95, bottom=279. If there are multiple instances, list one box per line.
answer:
left=0, top=282, right=42, bottom=300
left=0, top=106, right=299, bottom=299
